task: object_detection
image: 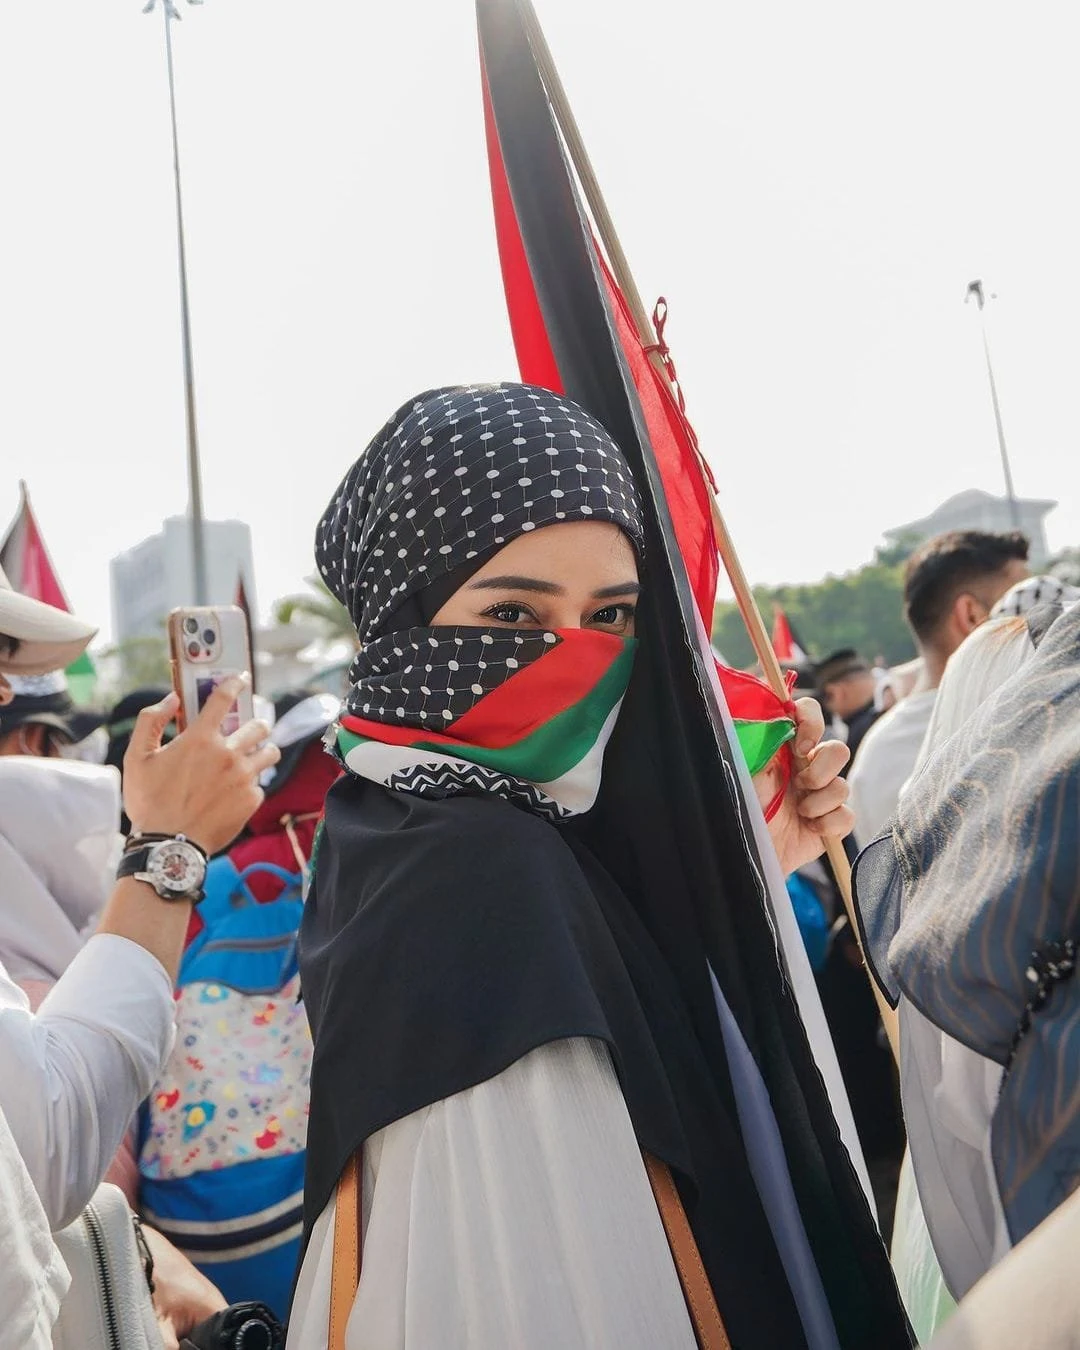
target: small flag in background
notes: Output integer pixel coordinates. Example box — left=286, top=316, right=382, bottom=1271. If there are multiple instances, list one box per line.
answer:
left=0, top=482, right=96, bottom=704
left=771, top=606, right=808, bottom=664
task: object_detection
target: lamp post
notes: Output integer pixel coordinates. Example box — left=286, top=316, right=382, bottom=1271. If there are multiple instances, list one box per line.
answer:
left=965, top=280, right=1021, bottom=531
left=145, top=0, right=209, bottom=604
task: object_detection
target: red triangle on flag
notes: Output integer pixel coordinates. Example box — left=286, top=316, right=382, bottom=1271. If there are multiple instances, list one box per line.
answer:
left=0, top=482, right=70, bottom=611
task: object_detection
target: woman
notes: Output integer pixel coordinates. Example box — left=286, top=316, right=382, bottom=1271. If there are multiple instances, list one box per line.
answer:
left=289, top=384, right=903, bottom=1349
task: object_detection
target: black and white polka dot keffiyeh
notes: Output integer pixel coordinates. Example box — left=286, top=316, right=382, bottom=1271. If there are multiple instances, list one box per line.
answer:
left=315, top=383, right=645, bottom=819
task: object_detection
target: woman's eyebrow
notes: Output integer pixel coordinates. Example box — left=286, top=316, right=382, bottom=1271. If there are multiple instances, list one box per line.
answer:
left=468, top=575, right=566, bottom=596
left=592, top=582, right=642, bottom=600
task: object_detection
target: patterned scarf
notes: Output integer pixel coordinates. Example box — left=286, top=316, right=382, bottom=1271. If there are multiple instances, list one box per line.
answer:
left=316, top=383, right=644, bottom=819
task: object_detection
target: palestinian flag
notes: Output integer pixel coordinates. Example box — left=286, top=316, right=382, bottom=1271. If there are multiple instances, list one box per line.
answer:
left=477, top=3, right=909, bottom=1342
left=480, top=13, right=795, bottom=782
left=772, top=605, right=809, bottom=664
left=0, top=482, right=96, bottom=704
left=338, top=631, right=635, bottom=818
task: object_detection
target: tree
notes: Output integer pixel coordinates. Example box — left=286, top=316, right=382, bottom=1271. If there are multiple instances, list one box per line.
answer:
left=273, top=577, right=356, bottom=646
left=713, top=562, right=916, bottom=669
left=99, top=635, right=172, bottom=701
left=873, top=530, right=925, bottom=569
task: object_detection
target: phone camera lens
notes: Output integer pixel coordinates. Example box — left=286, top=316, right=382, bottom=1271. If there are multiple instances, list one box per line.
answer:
left=202, top=629, right=217, bottom=646
left=187, top=641, right=200, bottom=659
left=183, top=617, right=199, bottom=635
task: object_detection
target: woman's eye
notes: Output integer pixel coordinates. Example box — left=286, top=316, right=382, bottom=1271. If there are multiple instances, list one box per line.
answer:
left=589, top=604, right=636, bottom=630
left=484, top=603, right=536, bottom=625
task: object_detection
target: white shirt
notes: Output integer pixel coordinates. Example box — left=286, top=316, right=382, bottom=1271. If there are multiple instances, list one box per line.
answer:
left=288, top=1038, right=698, bottom=1350
left=847, top=689, right=937, bottom=844
left=0, top=933, right=175, bottom=1229
left=0, top=1101, right=69, bottom=1350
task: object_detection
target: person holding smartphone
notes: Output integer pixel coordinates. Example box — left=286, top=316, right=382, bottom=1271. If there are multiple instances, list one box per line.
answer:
left=0, top=565, right=279, bottom=1347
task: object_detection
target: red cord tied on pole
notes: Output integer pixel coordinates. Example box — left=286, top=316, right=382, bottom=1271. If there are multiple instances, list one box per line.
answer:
left=642, top=297, right=717, bottom=496
left=644, top=297, right=686, bottom=411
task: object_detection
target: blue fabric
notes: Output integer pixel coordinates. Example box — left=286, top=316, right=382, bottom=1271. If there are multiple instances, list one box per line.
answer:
left=709, top=966, right=841, bottom=1350
left=140, top=1153, right=305, bottom=1318
left=786, top=873, right=829, bottom=973
left=183, top=859, right=304, bottom=990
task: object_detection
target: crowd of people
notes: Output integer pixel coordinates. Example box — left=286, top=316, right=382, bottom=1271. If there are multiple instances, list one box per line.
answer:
left=0, top=387, right=1077, bottom=1350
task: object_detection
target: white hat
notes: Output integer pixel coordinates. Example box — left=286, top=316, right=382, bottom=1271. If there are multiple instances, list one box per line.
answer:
left=0, top=563, right=96, bottom=676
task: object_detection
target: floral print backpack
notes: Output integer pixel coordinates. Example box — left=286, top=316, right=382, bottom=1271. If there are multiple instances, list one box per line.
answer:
left=138, top=858, right=312, bottom=1317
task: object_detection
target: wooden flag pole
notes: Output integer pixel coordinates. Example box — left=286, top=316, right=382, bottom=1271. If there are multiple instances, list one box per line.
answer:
left=518, top=0, right=900, bottom=1062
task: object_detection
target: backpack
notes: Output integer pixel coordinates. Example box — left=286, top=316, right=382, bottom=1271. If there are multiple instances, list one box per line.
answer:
left=138, top=858, right=312, bottom=1318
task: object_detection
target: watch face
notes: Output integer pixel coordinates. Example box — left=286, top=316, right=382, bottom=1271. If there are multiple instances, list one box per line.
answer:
left=147, top=840, right=205, bottom=896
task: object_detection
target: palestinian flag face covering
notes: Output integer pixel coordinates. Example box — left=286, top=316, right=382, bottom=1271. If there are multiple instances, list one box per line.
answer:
left=316, top=382, right=644, bottom=820
left=337, top=627, right=634, bottom=820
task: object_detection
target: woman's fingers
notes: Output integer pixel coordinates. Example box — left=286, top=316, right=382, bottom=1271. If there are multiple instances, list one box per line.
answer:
left=795, top=738, right=850, bottom=791
left=807, top=804, right=855, bottom=840
left=797, top=775, right=850, bottom=822
left=793, top=696, right=825, bottom=758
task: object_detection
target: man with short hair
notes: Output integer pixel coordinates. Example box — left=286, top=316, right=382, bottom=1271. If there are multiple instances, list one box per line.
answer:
left=848, top=529, right=1029, bottom=843
left=816, top=650, right=880, bottom=765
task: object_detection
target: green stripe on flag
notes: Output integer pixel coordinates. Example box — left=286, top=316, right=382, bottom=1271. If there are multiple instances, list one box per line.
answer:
left=65, top=648, right=97, bottom=707
left=733, top=717, right=796, bottom=778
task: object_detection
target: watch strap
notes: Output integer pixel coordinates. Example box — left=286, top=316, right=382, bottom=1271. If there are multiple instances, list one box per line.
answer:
left=124, top=831, right=207, bottom=859
left=117, top=847, right=154, bottom=879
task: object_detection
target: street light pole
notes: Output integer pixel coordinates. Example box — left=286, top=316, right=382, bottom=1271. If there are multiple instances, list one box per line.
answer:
left=146, top=0, right=209, bottom=604
left=965, top=280, right=1021, bottom=531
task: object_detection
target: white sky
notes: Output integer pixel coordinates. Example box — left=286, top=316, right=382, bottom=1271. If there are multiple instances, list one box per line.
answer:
left=2, top=1, right=1077, bottom=642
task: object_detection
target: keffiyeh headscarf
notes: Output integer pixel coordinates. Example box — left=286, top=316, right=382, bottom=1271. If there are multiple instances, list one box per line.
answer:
left=991, top=574, right=1080, bottom=619
left=316, top=383, right=644, bottom=820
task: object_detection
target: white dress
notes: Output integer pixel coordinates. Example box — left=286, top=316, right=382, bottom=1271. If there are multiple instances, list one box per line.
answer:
left=287, top=1037, right=697, bottom=1349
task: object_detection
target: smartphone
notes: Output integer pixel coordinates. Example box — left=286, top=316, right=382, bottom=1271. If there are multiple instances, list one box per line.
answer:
left=167, top=605, right=254, bottom=735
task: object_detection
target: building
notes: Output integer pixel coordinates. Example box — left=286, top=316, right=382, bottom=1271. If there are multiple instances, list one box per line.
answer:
left=111, top=517, right=257, bottom=642
left=884, top=489, right=1057, bottom=567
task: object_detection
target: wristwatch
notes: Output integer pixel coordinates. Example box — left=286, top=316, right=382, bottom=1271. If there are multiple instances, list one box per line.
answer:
left=117, top=834, right=208, bottom=904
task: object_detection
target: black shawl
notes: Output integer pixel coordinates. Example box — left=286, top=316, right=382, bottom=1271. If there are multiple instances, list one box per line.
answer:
left=301, top=776, right=808, bottom=1349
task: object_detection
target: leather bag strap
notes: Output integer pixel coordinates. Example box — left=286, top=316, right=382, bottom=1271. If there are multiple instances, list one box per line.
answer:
left=329, top=1151, right=361, bottom=1350
left=328, top=1147, right=730, bottom=1350
left=643, top=1153, right=732, bottom=1350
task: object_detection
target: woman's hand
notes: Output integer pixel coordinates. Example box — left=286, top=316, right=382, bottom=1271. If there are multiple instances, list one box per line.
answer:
left=142, top=1226, right=227, bottom=1350
left=754, top=697, right=853, bottom=876
left=123, top=678, right=279, bottom=854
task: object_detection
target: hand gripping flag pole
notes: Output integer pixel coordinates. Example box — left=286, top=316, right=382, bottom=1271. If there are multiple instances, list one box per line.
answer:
left=486, top=0, right=899, bottom=1062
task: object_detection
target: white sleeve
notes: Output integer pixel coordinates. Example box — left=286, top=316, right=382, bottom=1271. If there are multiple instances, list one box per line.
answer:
left=0, top=934, right=175, bottom=1229
left=288, top=1037, right=697, bottom=1350
left=847, top=750, right=889, bottom=846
